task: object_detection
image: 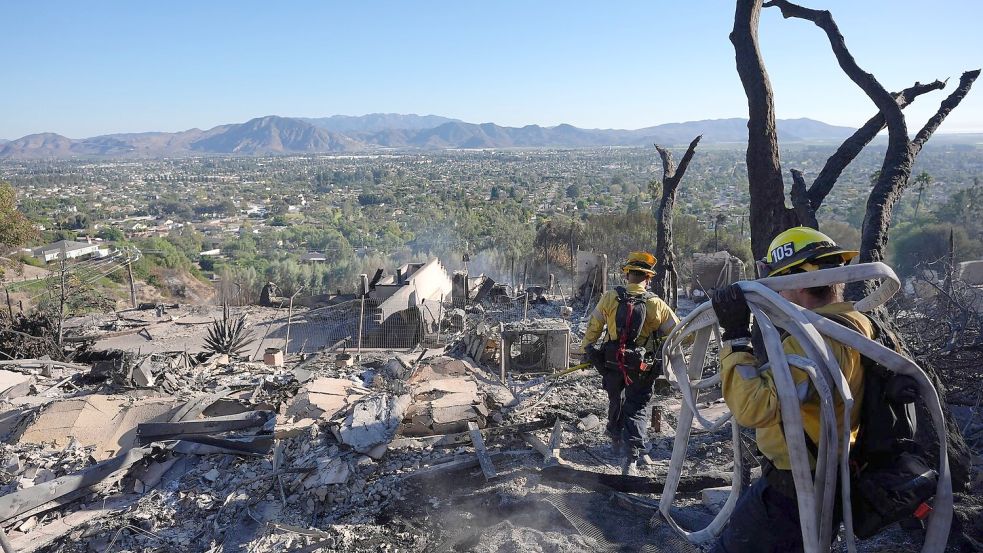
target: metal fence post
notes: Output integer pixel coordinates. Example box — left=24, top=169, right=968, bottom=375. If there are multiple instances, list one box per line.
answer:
left=284, top=289, right=300, bottom=355
left=499, top=322, right=506, bottom=384
left=436, top=293, right=444, bottom=344
left=356, top=293, right=366, bottom=360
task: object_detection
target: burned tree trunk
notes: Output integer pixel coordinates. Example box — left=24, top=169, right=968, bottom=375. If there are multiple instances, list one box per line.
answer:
left=651, top=136, right=702, bottom=309
left=731, top=0, right=799, bottom=261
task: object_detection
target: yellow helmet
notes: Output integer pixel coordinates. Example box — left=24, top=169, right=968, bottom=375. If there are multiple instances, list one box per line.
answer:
left=623, top=251, right=657, bottom=276
left=762, top=226, right=858, bottom=277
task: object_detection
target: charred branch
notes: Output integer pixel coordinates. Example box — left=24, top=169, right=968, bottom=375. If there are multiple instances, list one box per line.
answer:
left=652, top=135, right=701, bottom=307
left=763, top=1, right=904, bottom=142
left=789, top=169, right=817, bottom=229
left=912, top=70, right=981, bottom=155
left=857, top=69, right=979, bottom=273
left=804, top=80, right=946, bottom=212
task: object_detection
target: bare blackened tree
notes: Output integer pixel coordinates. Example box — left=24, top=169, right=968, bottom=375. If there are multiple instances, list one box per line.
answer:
left=762, top=0, right=979, bottom=295
left=651, top=135, right=702, bottom=309
left=731, top=0, right=978, bottom=266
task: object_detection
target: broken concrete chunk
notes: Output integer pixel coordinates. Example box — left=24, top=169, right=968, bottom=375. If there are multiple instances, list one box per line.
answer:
left=18, top=395, right=182, bottom=460
left=701, top=486, right=731, bottom=514
left=3, top=455, right=22, bottom=475
left=431, top=404, right=476, bottom=426
left=0, top=370, right=34, bottom=400
left=18, top=515, right=38, bottom=533
left=429, top=392, right=478, bottom=410
left=578, top=414, right=601, bottom=432
left=274, top=417, right=317, bottom=439
left=305, top=457, right=350, bottom=487
left=339, top=394, right=410, bottom=457
left=481, top=382, right=517, bottom=410
left=131, top=358, right=155, bottom=387
left=285, top=377, right=369, bottom=421
left=203, top=468, right=220, bottom=482
left=412, top=378, right=478, bottom=398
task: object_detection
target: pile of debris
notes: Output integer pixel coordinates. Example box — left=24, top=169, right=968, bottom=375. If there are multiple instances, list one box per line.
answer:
left=0, top=269, right=979, bottom=553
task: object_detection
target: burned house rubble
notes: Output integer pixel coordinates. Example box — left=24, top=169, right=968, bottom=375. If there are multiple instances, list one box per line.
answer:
left=0, top=255, right=980, bottom=553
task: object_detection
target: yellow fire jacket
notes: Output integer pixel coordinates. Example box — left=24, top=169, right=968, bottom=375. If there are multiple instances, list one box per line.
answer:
left=720, top=301, right=873, bottom=470
left=581, top=283, right=679, bottom=351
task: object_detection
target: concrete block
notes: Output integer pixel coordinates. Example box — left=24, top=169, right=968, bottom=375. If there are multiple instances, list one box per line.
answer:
left=18, top=395, right=182, bottom=460
left=285, top=377, right=368, bottom=421
left=0, top=371, right=34, bottom=400
left=578, top=414, right=601, bottom=432
left=263, top=348, right=284, bottom=367
left=957, top=260, right=983, bottom=285
left=702, top=486, right=732, bottom=514
left=339, top=394, right=410, bottom=456
left=131, top=358, right=155, bottom=387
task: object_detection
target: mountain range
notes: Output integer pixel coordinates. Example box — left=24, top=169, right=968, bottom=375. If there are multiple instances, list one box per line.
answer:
left=0, top=114, right=861, bottom=159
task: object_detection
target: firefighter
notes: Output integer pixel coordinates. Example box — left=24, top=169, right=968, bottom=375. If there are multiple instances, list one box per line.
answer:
left=710, top=227, right=872, bottom=552
left=582, top=251, right=681, bottom=475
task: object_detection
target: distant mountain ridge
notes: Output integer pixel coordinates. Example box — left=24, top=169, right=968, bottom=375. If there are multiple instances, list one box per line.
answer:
left=301, top=113, right=461, bottom=133
left=0, top=114, right=860, bottom=159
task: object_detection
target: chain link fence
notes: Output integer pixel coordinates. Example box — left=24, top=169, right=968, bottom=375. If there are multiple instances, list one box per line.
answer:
left=288, top=285, right=577, bottom=354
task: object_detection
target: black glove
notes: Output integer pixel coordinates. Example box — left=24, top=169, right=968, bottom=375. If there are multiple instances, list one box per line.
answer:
left=581, top=346, right=598, bottom=367
left=711, top=284, right=751, bottom=342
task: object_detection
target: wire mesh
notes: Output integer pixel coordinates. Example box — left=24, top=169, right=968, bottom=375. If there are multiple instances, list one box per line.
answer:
left=542, top=488, right=700, bottom=553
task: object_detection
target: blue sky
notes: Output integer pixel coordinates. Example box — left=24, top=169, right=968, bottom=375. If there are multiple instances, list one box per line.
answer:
left=1, top=1, right=980, bottom=138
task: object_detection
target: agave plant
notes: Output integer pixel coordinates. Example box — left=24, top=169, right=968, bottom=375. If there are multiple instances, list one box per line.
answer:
left=204, top=304, right=255, bottom=359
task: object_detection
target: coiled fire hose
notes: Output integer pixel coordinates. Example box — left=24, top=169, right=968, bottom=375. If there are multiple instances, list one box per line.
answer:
left=658, top=262, right=952, bottom=553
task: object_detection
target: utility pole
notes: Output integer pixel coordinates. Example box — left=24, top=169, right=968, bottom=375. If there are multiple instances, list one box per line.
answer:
left=510, top=256, right=515, bottom=292
left=126, top=260, right=137, bottom=309
left=569, top=222, right=576, bottom=299
left=57, top=255, right=66, bottom=346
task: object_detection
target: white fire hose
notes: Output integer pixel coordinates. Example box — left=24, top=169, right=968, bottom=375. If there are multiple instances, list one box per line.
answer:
left=658, top=262, right=952, bottom=553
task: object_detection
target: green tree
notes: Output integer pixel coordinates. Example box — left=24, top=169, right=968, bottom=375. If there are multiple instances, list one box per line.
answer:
left=934, top=179, right=983, bottom=238
left=891, top=223, right=983, bottom=277
left=912, top=171, right=933, bottom=219
left=818, top=220, right=861, bottom=251
left=97, top=227, right=125, bottom=242
left=0, top=183, right=37, bottom=253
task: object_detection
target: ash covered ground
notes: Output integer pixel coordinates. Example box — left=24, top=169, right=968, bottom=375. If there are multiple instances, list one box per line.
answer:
left=0, top=292, right=980, bottom=553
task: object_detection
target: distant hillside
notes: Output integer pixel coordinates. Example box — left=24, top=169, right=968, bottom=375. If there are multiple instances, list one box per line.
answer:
left=0, top=115, right=861, bottom=159
left=189, top=116, right=362, bottom=154
left=302, top=113, right=460, bottom=133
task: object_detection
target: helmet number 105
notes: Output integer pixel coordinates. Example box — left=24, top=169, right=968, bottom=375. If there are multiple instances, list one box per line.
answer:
left=772, top=242, right=795, bottom=261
